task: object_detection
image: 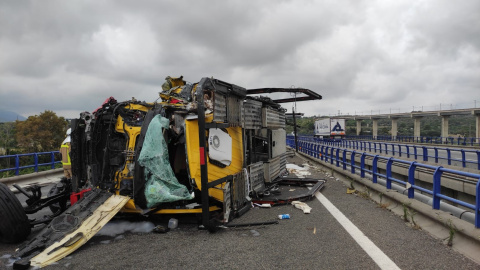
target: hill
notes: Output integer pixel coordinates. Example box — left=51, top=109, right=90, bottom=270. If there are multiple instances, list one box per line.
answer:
left=0, top=110, right=27, bottom=122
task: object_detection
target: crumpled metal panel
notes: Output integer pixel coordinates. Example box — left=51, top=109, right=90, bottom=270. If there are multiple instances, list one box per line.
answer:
left=227, top=96, right=243, bottom=127
left=264, top=153, right=287, bottom=183
left=213, top=94, right=227, bottom=123
left=244, top=99, right=263, bottom=129
left=232, top=169, right=248, bottom=211
left=262, top=107, right=286, bottom=129
left=213, top=94, right=243, bottom=127
left=13, top=189, right=129, bottom=269
left=248, top=161, right=265, bottom=194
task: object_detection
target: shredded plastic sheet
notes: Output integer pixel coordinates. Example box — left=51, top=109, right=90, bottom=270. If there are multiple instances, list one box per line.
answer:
left=138, top=115, right=193, bottom=208
left=291, top=201, right=312, bottom=214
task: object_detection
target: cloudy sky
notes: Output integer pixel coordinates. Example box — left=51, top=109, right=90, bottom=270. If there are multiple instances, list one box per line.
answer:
left=1, top=0, right=479, bottom=119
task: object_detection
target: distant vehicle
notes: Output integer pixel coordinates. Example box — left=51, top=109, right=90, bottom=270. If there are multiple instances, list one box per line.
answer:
left=314, top=118, right=346, bottom=139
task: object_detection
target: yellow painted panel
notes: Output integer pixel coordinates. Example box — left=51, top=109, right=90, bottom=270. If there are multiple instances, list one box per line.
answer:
left=185, top=117, right=244, bottom=202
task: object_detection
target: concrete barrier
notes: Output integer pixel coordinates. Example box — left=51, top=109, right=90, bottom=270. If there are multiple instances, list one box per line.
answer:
left=1, top=169, right=63, bottom=189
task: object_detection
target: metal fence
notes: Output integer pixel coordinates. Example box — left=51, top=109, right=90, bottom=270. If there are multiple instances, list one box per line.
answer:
left=346, top=135, right=480, bottom=147
left=287, top=135, right=480, bottom=228
left=298, top=136, right=480, bottom=170
left=0, top=151, right=61, bottom=176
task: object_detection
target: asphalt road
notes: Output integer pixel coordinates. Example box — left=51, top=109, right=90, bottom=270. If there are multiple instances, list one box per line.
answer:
left=1, top=154, right=479, bottom=269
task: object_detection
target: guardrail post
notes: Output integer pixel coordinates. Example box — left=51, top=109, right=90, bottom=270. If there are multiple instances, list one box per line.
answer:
left=476, top=151, right=480, bottom=170
left=434, top=147, right=438, bottom=163
left=414, top=146, right=418, bottom=160
left=372, top=155, right=379, bottom=183
left=368, top=142, right=371, bottom=152
left=320, top=146, right=325, bottom=161
left=447, top=149, right=452, bottom=166
left=15, top=155, right=20, bottom=175
left=386, top=158, right=394, bottom=189
left=476, top=180, right=480, bottom=228
left=406, top=145, right=410, bottom=158
left=461, top=149, right=466, bottom=168
left=379, top=143, right=382, bottom=154
left=351, top=151, right=356, bottom=174
left=342, top=150, right=347, bottom=170
left=374, top=142, right=377, bottom=153
left=360, top=153, right=366, bottom=178
left=325, top=146, right=329, bottom=162
left=384, top=143, right=388, bottom=155
left=336, top=148, right=340, bottom=167
left=330, top=147, right=334, bottom=165
left=432, top=167, right=443, bottom=209
left=422, top=146, right=428, bottom=162
left=407, top=162, right=417, bottom=198
left=34, top=153, right=39, bottom=172
left=398, top=145, right=401, bottom=157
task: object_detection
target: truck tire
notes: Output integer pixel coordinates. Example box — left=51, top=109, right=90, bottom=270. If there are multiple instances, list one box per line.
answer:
left=0, top=182, right=31, bottom=244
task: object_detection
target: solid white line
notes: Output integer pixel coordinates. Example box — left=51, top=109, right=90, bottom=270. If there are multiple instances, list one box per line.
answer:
left=315, top=192, right=401, bottom=270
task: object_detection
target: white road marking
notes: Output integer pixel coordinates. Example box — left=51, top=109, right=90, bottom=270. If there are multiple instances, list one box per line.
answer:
left=315, top=192, right=401, bottom=270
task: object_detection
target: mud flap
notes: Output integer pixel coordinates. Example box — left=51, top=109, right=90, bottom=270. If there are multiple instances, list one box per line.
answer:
left=13, top=189, right=129, bottom=269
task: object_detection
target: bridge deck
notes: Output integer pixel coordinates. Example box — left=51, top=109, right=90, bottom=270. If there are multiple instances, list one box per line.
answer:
left=1, top=154, right=479, bottom=269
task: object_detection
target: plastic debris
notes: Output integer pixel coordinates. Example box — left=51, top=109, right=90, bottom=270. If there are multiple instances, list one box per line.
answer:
left=291, top=201, right=312, bottom=214
left=168, top=218, right=178, bottom=229
left=250, top=230, right=260, bottom=237
left=253, top=203, right=272, bottom=208
left=346, top=188, right=356, bottom=194
left=278, top=214, right=290, bottom=219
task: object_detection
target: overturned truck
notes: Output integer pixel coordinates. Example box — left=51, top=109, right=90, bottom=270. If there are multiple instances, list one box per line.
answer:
left=11, top=76, right=323, bottom=268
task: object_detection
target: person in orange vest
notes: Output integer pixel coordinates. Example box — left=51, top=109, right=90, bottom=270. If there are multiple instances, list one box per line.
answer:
left=60, top=128, right=72, bottom=179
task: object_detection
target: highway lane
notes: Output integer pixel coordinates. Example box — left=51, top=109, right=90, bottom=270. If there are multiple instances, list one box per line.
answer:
left=0, top=155, right=479, bottom=269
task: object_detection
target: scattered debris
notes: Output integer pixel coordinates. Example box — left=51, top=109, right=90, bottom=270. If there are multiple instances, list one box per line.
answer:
left=168, top=218, right=178, bottom=229
left=292, top=201, right=312, bottom=214
left=153, top=225, right=169, bottom=234
left=250, top=230, right=260, bottom=237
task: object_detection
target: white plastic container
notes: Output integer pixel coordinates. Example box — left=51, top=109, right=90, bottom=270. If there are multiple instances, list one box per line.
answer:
left=168, top=218, right=178, bottom=229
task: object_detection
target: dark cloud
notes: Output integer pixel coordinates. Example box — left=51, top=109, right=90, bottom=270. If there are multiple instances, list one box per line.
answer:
left=0, top=0, right=478, bottom=119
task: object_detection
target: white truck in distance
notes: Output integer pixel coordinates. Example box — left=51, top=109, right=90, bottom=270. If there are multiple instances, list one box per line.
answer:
left=314, top=118, right=346, bottom=139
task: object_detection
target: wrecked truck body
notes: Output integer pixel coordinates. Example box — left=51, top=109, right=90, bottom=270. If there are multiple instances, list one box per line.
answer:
left=70, top=76, right=324, bottom=224
left=11, top=76, right=324, bottom=268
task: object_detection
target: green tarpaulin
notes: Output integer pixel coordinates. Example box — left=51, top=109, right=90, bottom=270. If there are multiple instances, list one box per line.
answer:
left=138, top=115, right=193, bottom=208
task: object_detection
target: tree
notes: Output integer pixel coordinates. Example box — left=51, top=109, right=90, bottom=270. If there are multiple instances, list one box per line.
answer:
left=15, top=111, right=69, bottom=152
left=0, top=122, right=16, bottom=155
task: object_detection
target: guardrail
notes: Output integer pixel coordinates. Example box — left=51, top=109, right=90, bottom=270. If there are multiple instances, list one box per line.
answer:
left=0, top=151, right=61, bottom=176
left=296, top=136, right=480, bottom=170
left=345, top=135, right=480, bottom=147
left=287, top=135, right=480, bottom=228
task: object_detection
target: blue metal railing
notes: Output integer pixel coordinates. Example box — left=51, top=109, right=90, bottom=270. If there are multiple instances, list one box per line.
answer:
left=294, top=136, right=480, bottom=170
left=0, top=151, right=61, bottom=176
left=287, top=135, right=480, bottom=228
left=345, top=135, right=480, bottom=147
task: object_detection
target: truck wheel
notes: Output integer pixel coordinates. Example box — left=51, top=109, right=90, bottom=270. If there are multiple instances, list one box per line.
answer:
left=0, top=182, right=31, bottom=243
